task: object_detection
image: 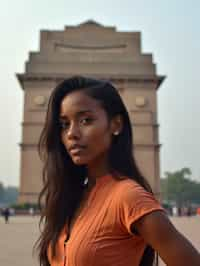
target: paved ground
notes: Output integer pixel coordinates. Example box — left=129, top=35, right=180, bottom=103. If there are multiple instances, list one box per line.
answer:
left=159, top=216, right=200, bottom=266
left=0, top=215, right=199, bottom=266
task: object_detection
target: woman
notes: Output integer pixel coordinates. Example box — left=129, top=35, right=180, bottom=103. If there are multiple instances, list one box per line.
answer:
left=35, top=76, right=200, bottom=266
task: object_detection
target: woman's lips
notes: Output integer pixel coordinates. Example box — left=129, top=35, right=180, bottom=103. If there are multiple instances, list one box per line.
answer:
left=70, top=147, right=85, bottom=155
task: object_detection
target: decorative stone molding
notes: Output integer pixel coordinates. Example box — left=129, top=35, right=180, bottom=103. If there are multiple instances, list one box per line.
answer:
left=33, top=95, right=46, bottom=106
left=135, top=96, right=147, bottom=107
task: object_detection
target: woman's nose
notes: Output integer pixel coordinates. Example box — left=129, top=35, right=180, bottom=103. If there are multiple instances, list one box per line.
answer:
left=66, top=123, right=81, bottom=139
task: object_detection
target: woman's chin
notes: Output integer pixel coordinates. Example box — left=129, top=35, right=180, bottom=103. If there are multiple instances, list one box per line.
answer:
left=71, top=156, right=88, bottom=165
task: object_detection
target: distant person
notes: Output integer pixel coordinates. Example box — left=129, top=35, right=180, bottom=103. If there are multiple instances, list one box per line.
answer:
left=186, top=206, right=192, bottom=217
left=178, top=206, right=182, bottom=216
left=29, top=207, right=35, bottom=216
left=9, top=208, right=15, bottom=216
left=3, top=207, right=10, bottom=224
left=35, top=76, right=200, bottom=266
left=172, top=205, right=178, bottom=216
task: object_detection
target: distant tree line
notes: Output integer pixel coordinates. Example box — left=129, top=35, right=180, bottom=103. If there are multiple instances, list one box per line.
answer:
left=0, top=181, right=18, bottom=204
left=161, top=167, right=200, bottom=205
left=1, top=167, right=200, bottom=207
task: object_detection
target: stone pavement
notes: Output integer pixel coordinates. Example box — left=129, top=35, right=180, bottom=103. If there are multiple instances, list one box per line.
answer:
left=0, top=215, right=199, bottom=266
left=0, top=215, right=39, bottom=266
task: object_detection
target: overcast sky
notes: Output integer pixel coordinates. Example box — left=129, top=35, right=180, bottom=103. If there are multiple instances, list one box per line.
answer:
left=0, top=0, right=199, bottom=187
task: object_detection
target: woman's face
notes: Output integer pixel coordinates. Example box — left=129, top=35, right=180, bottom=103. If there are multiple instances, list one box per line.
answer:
left=59, top=90, right=120, bottom=167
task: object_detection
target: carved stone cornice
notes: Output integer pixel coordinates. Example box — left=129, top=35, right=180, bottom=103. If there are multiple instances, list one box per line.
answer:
left=19, top=142, right=162, bottom=150
left=21, top=121, right=160, bottom=127
left=16, top=73, right=165, bottom=90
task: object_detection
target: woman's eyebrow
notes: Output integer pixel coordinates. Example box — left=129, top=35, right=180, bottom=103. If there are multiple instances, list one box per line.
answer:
left=59, top=109, right=94, bottom=119
left=77, top=110, right=94, bottom=115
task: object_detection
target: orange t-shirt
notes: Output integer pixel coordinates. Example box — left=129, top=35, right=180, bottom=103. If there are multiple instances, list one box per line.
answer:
left=47, top=174, right=164, bottom=266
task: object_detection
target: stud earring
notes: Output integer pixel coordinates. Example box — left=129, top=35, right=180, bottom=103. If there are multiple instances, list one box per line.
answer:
left=113, top=131, right=119, bottom=136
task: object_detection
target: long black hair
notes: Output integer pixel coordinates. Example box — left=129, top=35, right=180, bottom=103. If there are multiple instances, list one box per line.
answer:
left=35, top=76, right=156, bottom=266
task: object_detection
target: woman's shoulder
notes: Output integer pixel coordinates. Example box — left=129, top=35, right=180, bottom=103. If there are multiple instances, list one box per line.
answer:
left=112, top=176, right=150, bottom=201
left=113, top=176, right=145, bottom=192
left=112, top=175, right=163, bottom=216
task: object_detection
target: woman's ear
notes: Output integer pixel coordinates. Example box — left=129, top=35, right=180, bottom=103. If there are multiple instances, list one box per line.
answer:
left=111, top=115, right=123, bottom=136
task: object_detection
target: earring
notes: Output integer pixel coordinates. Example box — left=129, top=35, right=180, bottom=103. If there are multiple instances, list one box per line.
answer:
left=113, top=131, right=119, bottom=136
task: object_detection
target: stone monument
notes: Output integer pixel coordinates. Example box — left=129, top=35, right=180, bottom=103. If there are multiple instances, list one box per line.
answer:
left=17, top=20, right=165, bottom=203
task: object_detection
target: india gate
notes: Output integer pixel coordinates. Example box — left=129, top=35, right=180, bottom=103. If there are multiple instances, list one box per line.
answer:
left=17, top=20, right=164, bottom=204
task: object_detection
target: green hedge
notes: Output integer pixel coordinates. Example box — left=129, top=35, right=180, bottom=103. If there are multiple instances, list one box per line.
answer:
left=10, top=202, right=39, bottom=210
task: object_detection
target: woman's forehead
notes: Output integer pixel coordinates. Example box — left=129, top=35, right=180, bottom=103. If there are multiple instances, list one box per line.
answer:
left=59, top=90, right=102, bottom=117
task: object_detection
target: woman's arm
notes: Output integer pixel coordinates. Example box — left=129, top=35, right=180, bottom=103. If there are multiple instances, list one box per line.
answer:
left=132, top=211, right=200, bottom=266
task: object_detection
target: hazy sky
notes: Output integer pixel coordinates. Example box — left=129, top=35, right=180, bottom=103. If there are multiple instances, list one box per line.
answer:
left=0, top=0, right=200, bottom=187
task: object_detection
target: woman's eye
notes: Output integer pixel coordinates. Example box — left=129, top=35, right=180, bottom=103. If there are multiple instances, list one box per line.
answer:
left=60, top=121, right=69, bottom=130
left=80, top=118, right=93, bottom=125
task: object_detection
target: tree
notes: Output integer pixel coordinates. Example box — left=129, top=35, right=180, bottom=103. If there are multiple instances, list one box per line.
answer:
left=0, top=181, right=18, bottom=204
left=0, top=182, right=5, bottom=202
left=161, top=168, right=200, bottom=205
left=3, top=186, right=19, bottom=203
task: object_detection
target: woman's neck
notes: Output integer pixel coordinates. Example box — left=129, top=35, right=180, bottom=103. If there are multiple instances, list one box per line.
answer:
left=86, top=160, right=111, bottom=188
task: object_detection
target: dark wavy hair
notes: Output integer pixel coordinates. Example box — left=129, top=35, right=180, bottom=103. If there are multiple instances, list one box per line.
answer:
left=34, top=76, right=157, bottom=266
